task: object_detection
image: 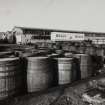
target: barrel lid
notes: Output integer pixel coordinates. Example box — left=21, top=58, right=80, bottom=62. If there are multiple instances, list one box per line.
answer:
left=74, top=54, right=88, bottom=59
left=28, top=56, right=48, bottom=61
left=51, top=53, right=59, bottom=56
left=0, top=51, right=12, bottom=54
left=0, top=57, right=19, bottom=62
left=47, top=53, right=58, bottom=56
left=75, top=54, right=88, bottom=56
left=55, top=57, right=73, bottom=61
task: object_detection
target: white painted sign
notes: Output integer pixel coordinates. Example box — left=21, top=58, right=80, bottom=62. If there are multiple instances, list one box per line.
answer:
left=51, top=32, right=84, bottom=41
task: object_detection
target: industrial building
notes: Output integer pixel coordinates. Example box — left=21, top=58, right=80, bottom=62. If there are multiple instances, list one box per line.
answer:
left=12, top=26, right=105, bottom=45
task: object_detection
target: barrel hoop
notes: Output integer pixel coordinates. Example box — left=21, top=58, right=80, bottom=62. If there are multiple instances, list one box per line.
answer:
left=58, top=69, right=71, bottom=71
left=0, top=66, right=21, bottom=72
left=28, top=87, right=48, bottom=91
left=0, top=72, right=22, bottom=79
left=0, top=62, right=20, bottom=66
left=0, top=88, right=20, bottom=96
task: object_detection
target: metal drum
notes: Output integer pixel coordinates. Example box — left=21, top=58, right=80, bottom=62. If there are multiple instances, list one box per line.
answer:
left=27, top=57, right=53, bottom=92
left=74, top=54, right=92, bottom=79
left=0, top=57, right=22, bottom=100
left=69, top=45, right=77, bottom=53
left=55, top=57, right=73, bottom=85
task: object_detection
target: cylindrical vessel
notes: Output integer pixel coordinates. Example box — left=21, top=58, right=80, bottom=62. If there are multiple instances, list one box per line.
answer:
left=55, top=57, right=73, bottom=85
left=27, top=57, right=53, bottom=92
left=74, top=54, right=92, bottom=79
left=0, top=51, right=14, bottom=58
left=85, top=46, right=96, bottom=55
left=96, top=48, right=104, bottom=56
left=69, top=45, right=76, bottom=53
left=38, top=48, right=51, bottom=55
left=55, top=50, right=64, bottom=55
left=79, top=46, right=86, bottom=54
left=0, top=57, right=22, bottom=100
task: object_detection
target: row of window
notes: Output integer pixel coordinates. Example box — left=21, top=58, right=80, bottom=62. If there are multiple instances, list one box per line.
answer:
left=23, top=30, right=50, bottom=35
left=92, top=40, right=105, bottom=44
left=31, top=36, right=50, bottom=39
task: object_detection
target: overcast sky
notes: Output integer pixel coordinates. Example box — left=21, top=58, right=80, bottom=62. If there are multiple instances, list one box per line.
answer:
left=0, top=0, right=105, bottom=32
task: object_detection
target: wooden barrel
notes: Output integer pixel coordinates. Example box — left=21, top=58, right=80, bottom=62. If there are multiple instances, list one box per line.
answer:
left=27, top=57, right=53, bottom=92
left=85, top=46, right=96, bottom=55
left=96, top=48, right=104, bottom=56
left=38, top=48, right=51, bottom=55
left=74, top=54, right=92, bottom=79
left=79, top=46, right=86, bottom=54
left=0, top=57, right=22, bottom=100
left=55, top=57, right=74, bottom=85
left=0, top=51, right=14, bottom=58
left=55, top=50, right=64, bottom=54
left=69, top=45, right=77, bottom=53
left=0, top=45, right=11, bottom=52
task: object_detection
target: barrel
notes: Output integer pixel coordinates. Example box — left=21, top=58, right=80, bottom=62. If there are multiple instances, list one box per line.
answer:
left=55, top=57, right=74, bottom=85
left=38, top=48, right=51, bottom=55
left=0, top=45, right=11, bottom=52
left=85, top=46, right=96, bottom=55
left=0, top=51, right=14, bottom=58
left=27, top=57, right=53, bottom=92
left=0, top=57, right=22, bottom=100
left=55, top=50, right=64, bottom=55
left=79, top=46, right=86, bottom=54
left=74, top=54, right=92, bottom=79
left=69, top=45, right=77, bottom=53
left=96, top=47, right=104, bottom=56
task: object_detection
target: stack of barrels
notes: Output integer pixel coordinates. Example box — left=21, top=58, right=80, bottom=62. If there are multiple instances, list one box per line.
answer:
left=26, top=52, right=94, bottom=92
left=0, top=43, right=104, bottom=100
left=0, top=51, right=14, bottom=58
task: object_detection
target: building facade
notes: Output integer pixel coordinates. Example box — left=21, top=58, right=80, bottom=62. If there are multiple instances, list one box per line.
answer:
left=12, top=26, right=105, bottom=45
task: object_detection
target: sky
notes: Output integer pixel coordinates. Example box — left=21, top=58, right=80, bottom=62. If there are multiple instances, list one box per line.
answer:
left=0, top=0, right=105, bottom=32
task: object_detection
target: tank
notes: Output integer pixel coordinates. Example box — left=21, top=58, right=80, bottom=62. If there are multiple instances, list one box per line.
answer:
left=55, top=57, right=74, bottom=85
left=27, top=56, right=53, bottom=92
left=74, top=54, right=92, bottom=79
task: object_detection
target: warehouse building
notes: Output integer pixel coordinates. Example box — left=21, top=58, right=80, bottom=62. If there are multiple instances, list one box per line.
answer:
left=12, top=26, right=105, bottom=45
left=12, top=26, right=51, bottom=44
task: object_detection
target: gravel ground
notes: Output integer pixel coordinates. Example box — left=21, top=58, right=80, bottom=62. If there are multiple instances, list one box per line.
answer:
left=0, top=74, right=105, bottom=105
